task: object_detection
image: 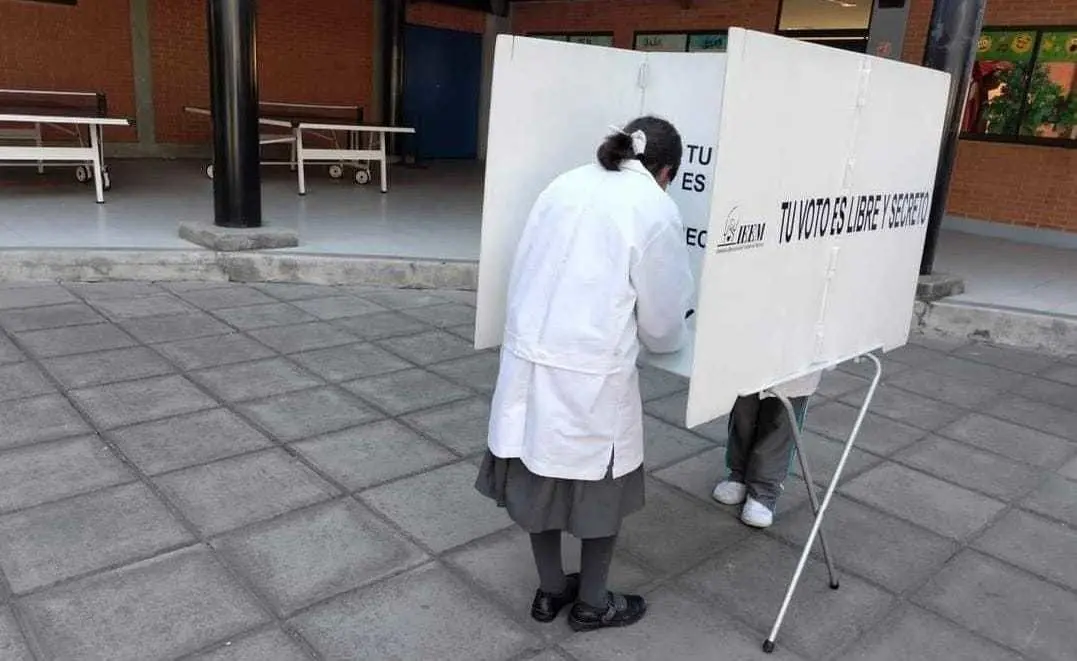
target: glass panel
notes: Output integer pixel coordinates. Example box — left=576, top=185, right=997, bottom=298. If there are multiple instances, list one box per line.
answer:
left=962, top=30, right=1037, bottom=137
left=687, top=33, right=728, bottom=52
left=567, top=35, right=614, bottom=47
left=532, top=34, right=568, bottom=42
left=1021, top=31, right=1077, bottom=140
left=634, top=33, right=688, bottom=52
left=778, top=0, right=872, bottom=31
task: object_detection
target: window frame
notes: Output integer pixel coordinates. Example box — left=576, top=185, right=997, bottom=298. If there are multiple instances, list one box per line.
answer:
left=527, top=31, right=615, bottom=47
left=962, top=24, right=1077, bottom=150
left=631, top=30, right=730, bottom=53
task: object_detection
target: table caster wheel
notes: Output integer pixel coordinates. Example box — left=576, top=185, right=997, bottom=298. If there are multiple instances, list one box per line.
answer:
left=102, top=170, right=112, bottom=191
left=328, top=164, right=344, bottom=179
left=206, top=164, right=214, bottom=179
left=75, top=165, right=91, bottom=183
left=354, top=169, right=371, bottom=185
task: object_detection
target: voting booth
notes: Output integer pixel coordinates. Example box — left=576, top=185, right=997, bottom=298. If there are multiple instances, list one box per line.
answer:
left=475, top=28, right=949, bottom=652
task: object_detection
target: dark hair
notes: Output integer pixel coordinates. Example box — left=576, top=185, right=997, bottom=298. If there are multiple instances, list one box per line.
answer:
left=596, top=116, right=683, bottom=180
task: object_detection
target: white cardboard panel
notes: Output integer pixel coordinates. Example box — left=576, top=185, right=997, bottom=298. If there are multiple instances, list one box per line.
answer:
left=474, top=36, right=646, bottom=350
left=685, top=29, right=949, bottom=427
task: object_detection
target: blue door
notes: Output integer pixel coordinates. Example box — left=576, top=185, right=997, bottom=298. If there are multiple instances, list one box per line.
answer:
left=403, top=24, right=483, bottom=160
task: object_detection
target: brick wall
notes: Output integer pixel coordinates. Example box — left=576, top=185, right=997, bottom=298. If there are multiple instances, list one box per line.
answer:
left=903, top=0, right=1077, bottom=232
left=150, top=0, right=374, bottom=144
left=0, top=0, right=137, bottom=142
left=512, top=0, right=780, bottom=49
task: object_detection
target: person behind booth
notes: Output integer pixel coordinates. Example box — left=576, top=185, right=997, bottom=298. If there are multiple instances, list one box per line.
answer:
left=475, top=116, right=694, bottom=632
left=712, top=371, right=822, bottom=528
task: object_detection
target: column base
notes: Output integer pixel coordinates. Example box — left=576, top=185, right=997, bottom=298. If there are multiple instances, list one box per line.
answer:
left=916, top=273, right=965, bottom=302
left=179, top=222, right=298, bottom=252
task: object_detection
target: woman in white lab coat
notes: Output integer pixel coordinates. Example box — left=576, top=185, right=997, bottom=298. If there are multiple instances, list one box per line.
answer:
left=475, top=116, right=694, bottom=632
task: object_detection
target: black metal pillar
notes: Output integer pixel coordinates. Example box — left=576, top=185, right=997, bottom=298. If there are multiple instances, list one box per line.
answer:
left=207, top=0, right=261, bottom=228
left=919, top=0, right=986, bottom=275
left=381, top=0, right=406, bottom=156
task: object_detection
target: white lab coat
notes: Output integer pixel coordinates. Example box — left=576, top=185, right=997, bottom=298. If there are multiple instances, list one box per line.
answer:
left=488, top=160, right=694, bottom=480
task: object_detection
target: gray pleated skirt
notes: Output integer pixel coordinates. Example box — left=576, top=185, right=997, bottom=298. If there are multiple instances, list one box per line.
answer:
left=475, top=450, right=645, bottom=539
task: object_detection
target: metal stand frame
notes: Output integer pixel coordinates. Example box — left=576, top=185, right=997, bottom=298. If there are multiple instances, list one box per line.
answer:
left=762, top=352, right=883, bottom=654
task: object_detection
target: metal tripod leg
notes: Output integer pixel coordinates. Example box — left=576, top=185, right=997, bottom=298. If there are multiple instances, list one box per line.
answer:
left=763, top=353, right=883, bottom=654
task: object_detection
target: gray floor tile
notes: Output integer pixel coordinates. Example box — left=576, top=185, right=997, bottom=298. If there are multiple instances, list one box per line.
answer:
left=213, top=303, right=317, bottom=330
left=0, top=302, right=103, bottom=332
left=951, top=342, right=1059, bottom=375
left=64, top=281, right=164, bottom=301
left=155, top=333, right=275, bottom=370
left=836, top=605, right=1021, bottom=661
left=790, top=431, right=884, bottom=488
left=884, top=344, right=950, bottom=367
left=356, top=288, right=448, bottom=310
left=190, top=627, right=310, bottom=661
left=252, top=282, right=336, bottom=301
left=637, top=364, right=688, bottom=402
left=445, top=526, right=651, bottom=630
left=0, top=482, right=192, bottom=593
left=563, top=584, right=805, bottom=661
left=1040, top=363, right=1077, bottom=387
left=920, top=355, right=1028, bottom=388
left=893, top=436, right=1043, bottom=501
left=344, top=368, right=472, bottom=415
left=653, top=447, right=736, bottom=504
left=618, top=479, right=751, bottom=574
left=805, top=401, right=926, bottom=455
left=974, top=509, right=1077, bottom=591
left=176, top=286, right=278, bottom=310
left=290, top=563, right=537, bottom=661
left=643, top=391, right=728, bottom=442
left=428, top=352, right=501, bottom=394
left=986, top=395, right=1077, bottom=442
left=0, top=436, right=132, bottom=512
left=916, top=550, right=1077, bottom=661
left=816, top=369, right=870, bottom=399
left=906, top=332, right=969, bottom=353
left=1021, top=475, right=1077, bottom=527
left=0, top=606, right=32, bottom=660
left=70, top=374, right=218, bottom=429
left=884, top=368, right=1006, bottom=408
left=771, top=495, right=957, bottom=593
left=840, top=385, right=964, bottom=431
left=842, top=463, right=1005, bottom=540
left=157, top=280, right=234, bottom=293
left=643, top=416, right=713, bottom=470
left=400, top=302, right=476, bottom=328
left=291, top=343, right=410, bottom=382
left=401, top=397, right=491, bottom=455
left=119, top=311, right=232, bottom=344
left=360, top=461, right=513, bottom=552
left=331, top=310, right=431, bottom=341
left=0, top=394, right=91, bottom=450
left=838, top=354, right=902, bottom=379
left=0, top=362, right=54, bottom=402
left=16, top=322, right=136, bottom=358
left=0, top=285, right=77, bottom=310
left=237, top=387, right=380, bottom=442
left=213, top=499, right=428, bottom=616
left=248, top=321, right=360, bottom=354
left=190, top=358, right=324, bottom=402
left=290, top=295, right=385, bottom=320
left=1061, top=455, right=1077, bottom=481
left=1012, top=376, right=1077, bottom=412
left=682, top=535, right=894, bottom=660
left=20, top=547, right=268, bottom=661
left=42, top=346, right=175, bottom=389
left=434, top=289, right=477, bottom=306
left=936, top=413, right=1074, bottom=468
left=109, top=408, right=271, bottom=475
left=0, top=334, right=25, bottom=365
left=377, top=330, right=475, bottom=365
left=447, top=323, right=475, bottom=342
left=92, top=293, right=198, bottom=320
left=155, top=450, right=337, bottom=536
left=293, top=420, right=456, bottom=491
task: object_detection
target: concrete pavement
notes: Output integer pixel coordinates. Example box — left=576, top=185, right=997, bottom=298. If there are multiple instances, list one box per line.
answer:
left=0, top=280, right=1073, bottom=660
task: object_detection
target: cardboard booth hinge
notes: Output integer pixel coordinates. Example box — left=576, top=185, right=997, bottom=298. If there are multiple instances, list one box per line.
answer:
left=637, top=62, right=650, bottom=90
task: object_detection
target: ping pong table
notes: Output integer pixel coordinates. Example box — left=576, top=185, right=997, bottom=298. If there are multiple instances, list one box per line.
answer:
left=183, top=102, right=415, bottom=194
left=0, top=89, right=132, bottom=203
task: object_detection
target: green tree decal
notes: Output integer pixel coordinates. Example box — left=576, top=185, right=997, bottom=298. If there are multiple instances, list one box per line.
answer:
left=984, top=63, right=1077, bottom=137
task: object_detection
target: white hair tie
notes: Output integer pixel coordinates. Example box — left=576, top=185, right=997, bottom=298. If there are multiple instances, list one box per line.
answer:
left=608, top=125, right=647, bottom=156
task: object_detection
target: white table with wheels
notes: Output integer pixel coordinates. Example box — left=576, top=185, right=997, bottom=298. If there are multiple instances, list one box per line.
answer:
left=295, top=122, right=416, bottom=194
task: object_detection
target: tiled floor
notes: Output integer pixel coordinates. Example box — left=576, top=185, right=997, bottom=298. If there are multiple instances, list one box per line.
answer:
left=0, top=281, right=1073, bottom=660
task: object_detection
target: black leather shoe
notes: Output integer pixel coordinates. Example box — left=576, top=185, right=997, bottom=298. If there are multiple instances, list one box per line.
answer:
left=568, top=592, right=647, bottom=632
left=530, top=573, right=580, bottom=622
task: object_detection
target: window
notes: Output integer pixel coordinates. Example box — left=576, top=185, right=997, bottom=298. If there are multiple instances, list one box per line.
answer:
left=777, top=0, right=871, bottom=32
left=530, top=33, right=614, bottom=47
left=633, top=32, right=728, bottom=53
left=963, top=27, right=1077, bottom=147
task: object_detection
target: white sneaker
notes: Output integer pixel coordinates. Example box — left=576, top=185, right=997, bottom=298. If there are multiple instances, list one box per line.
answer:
left=712, top=480, right=747, bottom=506
left=740, top=497, right=774, bottom=528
